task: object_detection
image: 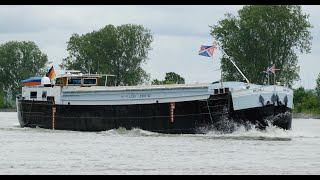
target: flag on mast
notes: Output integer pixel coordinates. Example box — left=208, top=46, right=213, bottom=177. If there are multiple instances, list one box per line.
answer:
left=198, top=45, right=215, bottom=57
left=266, top=65, right=275, bottom=73
left=46, top=66, right=56, bottom=80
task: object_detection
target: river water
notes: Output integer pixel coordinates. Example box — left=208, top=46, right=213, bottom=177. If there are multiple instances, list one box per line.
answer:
left=0, top=112, right=319, bottom=175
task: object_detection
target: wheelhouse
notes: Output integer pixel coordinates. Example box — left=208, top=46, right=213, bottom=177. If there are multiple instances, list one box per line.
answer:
left=54, top=70, right=115, bottom=87
left=55, top=75, right=100, bottom=87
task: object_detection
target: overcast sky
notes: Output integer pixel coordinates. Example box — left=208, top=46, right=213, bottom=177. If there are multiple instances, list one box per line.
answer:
left=0, top=5, right=319, bottom=89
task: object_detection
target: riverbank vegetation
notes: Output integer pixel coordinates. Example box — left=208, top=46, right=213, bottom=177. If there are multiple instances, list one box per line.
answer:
left=1, top=5, right=319, bottom=115
left=293, top=74, right=320, bottom=114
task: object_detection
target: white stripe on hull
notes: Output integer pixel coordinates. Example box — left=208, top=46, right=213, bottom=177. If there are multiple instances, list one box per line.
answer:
left=61, top=94, right=211, bottom=105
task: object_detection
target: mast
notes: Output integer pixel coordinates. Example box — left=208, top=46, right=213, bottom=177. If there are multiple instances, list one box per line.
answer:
left=215, top=42, right=250, bottom=84
left=263, top=70, right=270, bottom=85
left=273, top=64, right=280, bottom=94
left=220, top=67, right=223, bottom=88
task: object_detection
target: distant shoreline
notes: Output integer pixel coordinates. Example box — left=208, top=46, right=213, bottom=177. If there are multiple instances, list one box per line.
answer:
left=0, top=109, right=17, bottom=112
left=292, top=113, right=320, bottom=119
left=1, top=109, right=319, bottom=119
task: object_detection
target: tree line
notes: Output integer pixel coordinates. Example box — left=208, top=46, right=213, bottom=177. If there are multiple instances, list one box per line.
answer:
left=0, top=5, right=317, bottom=114
left=293, top=74, right=320, bottom=114
left=0, top=24, right=185, bottom=108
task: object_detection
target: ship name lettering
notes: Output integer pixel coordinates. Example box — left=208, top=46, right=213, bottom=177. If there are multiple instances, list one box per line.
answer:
left=128, top=94, right=136, bottom=98
left=139, top=94, right=151, bottom=98
left=283, top=88, right=289, bottom=92
left=253, top=88, right=264, bottom=92
left=121, top=94, right=151, bottom=98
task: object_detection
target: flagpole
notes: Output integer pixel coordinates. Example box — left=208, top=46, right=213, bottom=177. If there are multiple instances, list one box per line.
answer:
left=221, top=66, right=223, bottom=88
left=212, top=46, right=223, bottom=88
left=212, top=55, right=223, bottom=88
left=263, top=71, right=270, bottom=85
left=272, top=64, right=280, bottom=96
left=216, top=56, right=223, bottom=88
left=217, top=45, right=250, bottom=84
left=274, top=65, right=276, bottom=95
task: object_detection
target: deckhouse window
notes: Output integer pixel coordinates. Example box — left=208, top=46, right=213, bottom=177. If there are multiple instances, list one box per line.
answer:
left=42, top=91, right=47, bottom=98
left=84, top=79, right=96, bottom=85
left=47, top=96, right=55, bottom=101
left=30, top=92, right=37, bottom=99
left=68, top=78, right=81, bottom=85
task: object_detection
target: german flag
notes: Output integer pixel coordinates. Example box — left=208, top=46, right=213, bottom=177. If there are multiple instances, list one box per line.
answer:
left=46, top=66, right=56, bottom=80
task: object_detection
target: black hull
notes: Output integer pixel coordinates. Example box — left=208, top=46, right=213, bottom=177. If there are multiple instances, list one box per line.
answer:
left=16, top=93, right=292, bottom=134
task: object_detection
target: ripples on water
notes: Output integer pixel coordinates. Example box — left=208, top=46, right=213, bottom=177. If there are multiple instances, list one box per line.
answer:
left=1, top=112, right=320, bottom=175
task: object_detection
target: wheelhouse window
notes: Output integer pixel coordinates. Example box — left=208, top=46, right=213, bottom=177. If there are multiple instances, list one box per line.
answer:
left=30, top=92, right=37, bottom=99
left=55, top=78, right=62, bottom=85
left=68, top=78, right=81, bottom=85
left=83, top=78, right=97, bottom=85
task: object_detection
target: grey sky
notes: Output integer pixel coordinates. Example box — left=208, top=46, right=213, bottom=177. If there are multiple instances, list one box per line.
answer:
left=0, top=5, right=319, bottom=89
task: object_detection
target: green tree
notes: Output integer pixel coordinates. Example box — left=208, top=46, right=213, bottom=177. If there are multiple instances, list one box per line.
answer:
left=0, top=41, right=49, bottom=101
left=0, top=90, right=7, bottom=108
left=60, top=24, right=153, bottom=86
left=151, top=72, right=185, bottom=85
left=164, top=72, right=185, bottom=84
left=210, top=5, right=312, bottom=87
left=300, top=90, right=319, bottom=112
left=316, top=73, right=320, bottom=99
left=293, top=86, right=320, bottom=114
left=151, top=79, right=163, bottom=85
left=293, top=86, right=305, bottom=112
